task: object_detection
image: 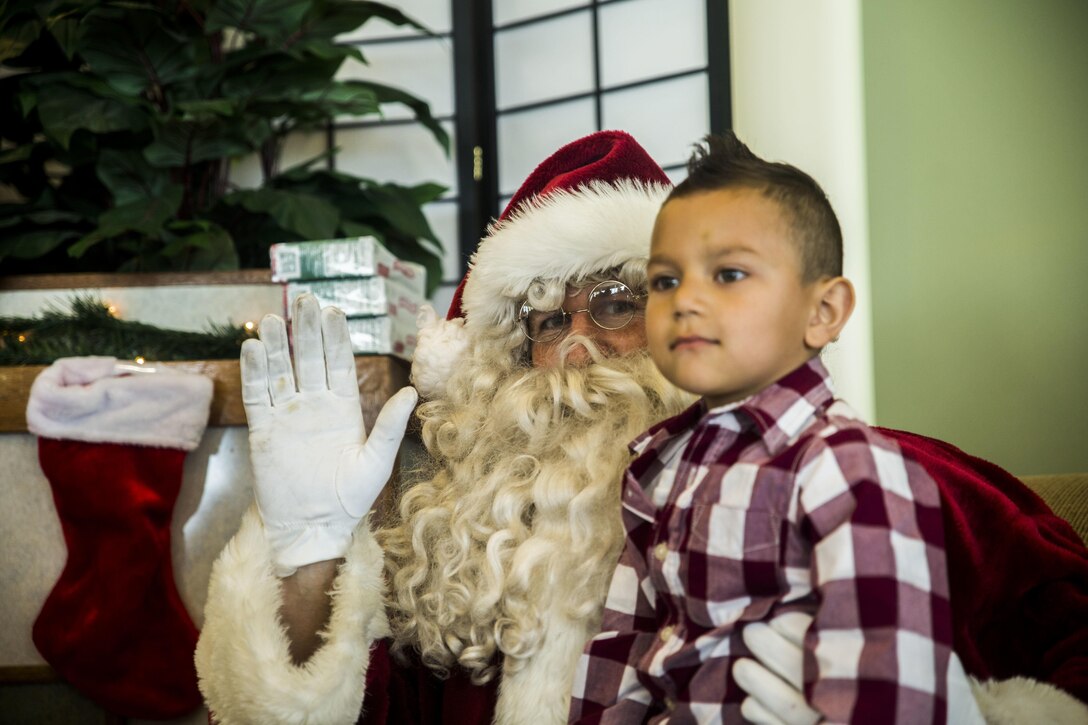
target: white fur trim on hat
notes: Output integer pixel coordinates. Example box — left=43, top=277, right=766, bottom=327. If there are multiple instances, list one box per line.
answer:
left=26, top=356, right=213, bottom=450
left=462, top=178, right=671, bottom=333
left=410, top=305, right=469, bottom=399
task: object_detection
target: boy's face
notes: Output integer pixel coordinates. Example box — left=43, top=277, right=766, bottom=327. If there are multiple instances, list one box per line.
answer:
left=646, top=187, right=824, bottom=408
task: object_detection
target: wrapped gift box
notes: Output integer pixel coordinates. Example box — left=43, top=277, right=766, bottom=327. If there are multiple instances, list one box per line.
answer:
left=270, top=236, right=426, bottom=297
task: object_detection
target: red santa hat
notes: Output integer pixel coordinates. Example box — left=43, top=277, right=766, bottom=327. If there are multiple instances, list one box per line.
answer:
left=411, top=130, right=672, bottom=398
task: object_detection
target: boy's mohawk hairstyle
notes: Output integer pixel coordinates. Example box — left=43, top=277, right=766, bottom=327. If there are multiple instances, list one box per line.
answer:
left=673, top=131, right=844, bottom=282
left=675, top=131, right=814, bottom=197
left=685, top=131, right=759, bottom=177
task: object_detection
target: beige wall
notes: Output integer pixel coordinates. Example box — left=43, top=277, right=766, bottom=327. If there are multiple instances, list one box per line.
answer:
left=862, top=1, right=1088, bottom=474
left=729, top=0, right=875, bottom=422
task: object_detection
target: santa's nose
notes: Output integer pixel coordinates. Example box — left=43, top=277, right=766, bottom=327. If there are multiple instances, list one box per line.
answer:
left=564, top=341, right=593, bottom=366
left=568, top=310, right=596, bottom=335
left=561, top=313, right=597, bottom=366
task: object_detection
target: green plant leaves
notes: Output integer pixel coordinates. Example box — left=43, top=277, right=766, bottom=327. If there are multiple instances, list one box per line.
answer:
left=1, top=0, right=450, bottom=278
left=80, top=8, right=196, bottom=97
left=96, top=149, right=178, bottom=207
left=0, top=228, right=82, bottom=261
left=35, top=80, right=146, bottom=148
left=144, top=118, right=261, bottom=167
left=157, top=220, right=239, bottom=270
left=0, top=15, right=40, bottom=61
left=223, top=187, right=340, bottom=240
left=368, top=81, right=450, bottom=154
left=206, top=0, right=311, bottom=41
left=68, top=185, right=183, bottom=257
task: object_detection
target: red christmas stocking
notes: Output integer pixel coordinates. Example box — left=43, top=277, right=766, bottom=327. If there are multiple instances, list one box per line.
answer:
left=26, top=357, right=214, bottom=719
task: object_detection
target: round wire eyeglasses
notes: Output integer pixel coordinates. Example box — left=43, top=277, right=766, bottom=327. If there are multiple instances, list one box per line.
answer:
left=518, top=280, right=645, bottom=344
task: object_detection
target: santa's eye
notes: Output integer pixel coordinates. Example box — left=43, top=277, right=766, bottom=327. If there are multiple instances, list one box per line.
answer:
left=531, top=310, right=567, bottom=335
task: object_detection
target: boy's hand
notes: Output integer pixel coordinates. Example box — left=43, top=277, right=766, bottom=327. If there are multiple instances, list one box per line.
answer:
left=241, top=293, right=418, bottom=577
left=732, top=612, right=820, bottom=725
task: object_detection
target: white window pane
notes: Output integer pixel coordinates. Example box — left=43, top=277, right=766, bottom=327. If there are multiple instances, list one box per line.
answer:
left=334, top=122, right=455, bottom=190
left=495, top=13, right=593, bottom=110
left=600, top=0, right=707, bottom=88
left=422, top=200, right=462, bottom=283
left=497, top=99, right=596, bottom=196
left=601, top=74, right=709, bottom=169
left=665, top=166, right=688, bottom=185
left=228, top=153, right=263, bottom=190
left=337, top=37, right=455, bottom=119
left=228, top=131, right=328, bottom=189
left=340, top=0, right=451, bottom=42
left=493, top=0, right=587, bottom=27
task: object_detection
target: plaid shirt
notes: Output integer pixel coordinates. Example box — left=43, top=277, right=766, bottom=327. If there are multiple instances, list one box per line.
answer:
left=569, top=358, right=957, bottom=724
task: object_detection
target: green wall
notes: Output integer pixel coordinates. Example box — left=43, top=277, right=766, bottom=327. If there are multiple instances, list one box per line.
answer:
left=863, top=1, right=1088, bottom=475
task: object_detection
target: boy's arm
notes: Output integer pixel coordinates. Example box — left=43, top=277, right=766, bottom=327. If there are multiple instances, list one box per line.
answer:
left=568, top=512, right=659, bottom=723
left=794, top=431, right=959, bottom=724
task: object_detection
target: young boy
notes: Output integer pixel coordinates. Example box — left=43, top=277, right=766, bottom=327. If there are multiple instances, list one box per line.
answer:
left=568, top=133, right=981, bottom=724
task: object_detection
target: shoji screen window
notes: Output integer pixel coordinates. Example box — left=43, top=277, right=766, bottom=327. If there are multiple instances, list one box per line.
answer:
left=493, top=0, right=719, bottom=210
left=335, top=2, right=462, bottom=298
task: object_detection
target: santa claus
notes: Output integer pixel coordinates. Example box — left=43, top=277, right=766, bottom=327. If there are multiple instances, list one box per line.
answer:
left=195, top=131, right=1087, bottom=724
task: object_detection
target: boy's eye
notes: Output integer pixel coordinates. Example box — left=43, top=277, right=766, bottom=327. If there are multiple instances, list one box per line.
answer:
left=649, top=275, right=678, bottom=292
left=715, top=268, right=747, bottom=283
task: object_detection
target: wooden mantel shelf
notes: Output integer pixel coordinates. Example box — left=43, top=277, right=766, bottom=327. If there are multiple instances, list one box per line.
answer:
left=0, top=356, right=409, bottom=434
left=1, top=269, right=411, bottom=434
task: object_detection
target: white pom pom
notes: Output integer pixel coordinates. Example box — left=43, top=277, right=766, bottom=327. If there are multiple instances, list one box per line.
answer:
left=411, top=305, right=470, bottom=399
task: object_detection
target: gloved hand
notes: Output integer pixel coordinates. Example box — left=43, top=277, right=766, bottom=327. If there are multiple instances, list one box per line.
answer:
left=732, top=612, right=820, bottom=725
left=734, top=612, right=984, bottom=725
left=241, top=292, right=418, bottom=577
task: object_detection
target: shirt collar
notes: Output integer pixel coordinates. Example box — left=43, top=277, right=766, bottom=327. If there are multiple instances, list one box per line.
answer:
left=730, top=356, right=837, bottom=454
left=630, top=357, right=837, bottom=458
left=630, top=396, right=706, bottom=456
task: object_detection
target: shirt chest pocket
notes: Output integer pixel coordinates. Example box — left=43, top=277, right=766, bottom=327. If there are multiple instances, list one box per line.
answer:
left=690, top=504, right=780, bottom=559
left=677, top=504, right=782, bottom=627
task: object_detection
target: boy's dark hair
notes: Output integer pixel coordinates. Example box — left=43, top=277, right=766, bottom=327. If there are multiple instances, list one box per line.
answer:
left=670, top=132, right=843, bottom=282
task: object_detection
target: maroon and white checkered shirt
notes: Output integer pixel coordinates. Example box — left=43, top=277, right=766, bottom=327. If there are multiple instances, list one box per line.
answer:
left=569, top=358, right=957, bottom=724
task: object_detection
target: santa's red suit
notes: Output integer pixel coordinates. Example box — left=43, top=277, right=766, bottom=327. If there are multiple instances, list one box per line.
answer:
left=195, top=131, right=1088, bottom=724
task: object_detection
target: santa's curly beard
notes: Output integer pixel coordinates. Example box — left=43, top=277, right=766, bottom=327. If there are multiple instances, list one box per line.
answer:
left=379, top=329, right=692, bottom=684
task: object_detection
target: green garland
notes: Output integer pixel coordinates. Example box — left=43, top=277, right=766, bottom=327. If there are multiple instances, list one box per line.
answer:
left=0, top=296, right=254, bottom=365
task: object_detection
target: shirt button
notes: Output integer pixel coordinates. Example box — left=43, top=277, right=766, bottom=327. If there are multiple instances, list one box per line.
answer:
left=654, top=542, right=668, bottom=561
left=664, top=697, right=676, bottom=711
left=659, top=625, right=674, bottom=642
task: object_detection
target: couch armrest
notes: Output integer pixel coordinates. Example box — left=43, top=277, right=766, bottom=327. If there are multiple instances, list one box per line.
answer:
left=1020, top=473, right=1088, bottom=545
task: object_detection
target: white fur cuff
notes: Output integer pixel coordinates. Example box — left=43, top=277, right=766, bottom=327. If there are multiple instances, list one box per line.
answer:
left=26, top=356, right=213, bottom=450
left=971, top=676, right=1088, bottom=725
left=195, top=506, right=390, bottom=724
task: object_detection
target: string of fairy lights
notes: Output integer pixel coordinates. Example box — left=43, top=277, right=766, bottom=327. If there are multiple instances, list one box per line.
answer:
left=0, top=296, right=259, bottom=365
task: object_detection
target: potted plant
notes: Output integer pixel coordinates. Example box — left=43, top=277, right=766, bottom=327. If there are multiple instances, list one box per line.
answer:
left=0, top=0, right=449, bottom=295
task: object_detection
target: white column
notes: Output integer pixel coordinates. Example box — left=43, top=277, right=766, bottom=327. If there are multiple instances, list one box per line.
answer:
left=727, top=0, right=875, bottom=421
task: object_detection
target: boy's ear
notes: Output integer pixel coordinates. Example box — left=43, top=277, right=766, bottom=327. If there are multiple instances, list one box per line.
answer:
left=805, top=276, right=855, bottom=350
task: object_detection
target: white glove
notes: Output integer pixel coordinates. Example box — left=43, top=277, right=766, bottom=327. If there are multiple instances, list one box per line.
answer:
left=734, top=612, right=985, bottom=725
left=732, top=612, right=820, bottom=725
left=241, top=292, right=418, bottom=577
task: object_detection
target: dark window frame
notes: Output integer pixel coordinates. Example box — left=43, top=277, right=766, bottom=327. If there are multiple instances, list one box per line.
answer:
left=454, top=0, right=732, bottom=276
left=336, top=0, right=732, bottom=281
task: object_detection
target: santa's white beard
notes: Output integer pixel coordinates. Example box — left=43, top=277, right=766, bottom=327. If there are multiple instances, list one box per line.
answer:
left=380, top=335, right=692, bottom=683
